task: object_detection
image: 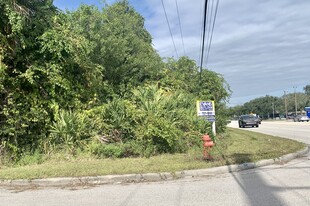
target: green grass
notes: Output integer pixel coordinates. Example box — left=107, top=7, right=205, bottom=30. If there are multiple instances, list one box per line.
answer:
left=0, top=128, right=306, bottom=180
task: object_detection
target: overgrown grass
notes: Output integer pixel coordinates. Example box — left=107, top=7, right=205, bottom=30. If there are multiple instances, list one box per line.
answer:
left=0, top=128, right=306, bottom=180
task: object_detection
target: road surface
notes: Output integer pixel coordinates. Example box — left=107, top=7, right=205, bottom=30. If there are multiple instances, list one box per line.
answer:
left=229, top=120, right=310, bottom=144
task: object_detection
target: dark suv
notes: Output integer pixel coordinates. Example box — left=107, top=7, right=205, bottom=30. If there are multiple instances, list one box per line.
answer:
left=238, top=115, right=259, bottom=128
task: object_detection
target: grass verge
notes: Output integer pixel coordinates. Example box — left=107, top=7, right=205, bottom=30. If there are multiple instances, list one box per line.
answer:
left=0, top=128, right=306, bottom=180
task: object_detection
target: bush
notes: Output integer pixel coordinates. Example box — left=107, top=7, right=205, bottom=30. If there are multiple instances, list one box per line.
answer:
left=88, top=142, right=123, bottom=158
left=16, top=150, right=44, bottom=166
left=48, top=110, right=91, bottom=154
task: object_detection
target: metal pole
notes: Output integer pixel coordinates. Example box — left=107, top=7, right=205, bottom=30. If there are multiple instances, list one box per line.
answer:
left=199, top=0, right=209, bottom=82
left=284, top=91, right=288, bottom=119
left=212, top=122, right=216, bottom=136
left=272, top=103, right=275, bottom=119
left=294, top=86, right=297, bottom=115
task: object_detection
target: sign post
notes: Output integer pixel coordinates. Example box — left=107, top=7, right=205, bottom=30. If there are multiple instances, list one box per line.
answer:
left=196, top=101, right=216, bottom=136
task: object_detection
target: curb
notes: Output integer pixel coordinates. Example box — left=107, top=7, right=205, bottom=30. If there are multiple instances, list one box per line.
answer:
left=1, top=146, right=309, bottom=188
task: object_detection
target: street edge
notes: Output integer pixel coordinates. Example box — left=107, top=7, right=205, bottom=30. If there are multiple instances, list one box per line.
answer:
left=1, top=146, right=309, bottom=188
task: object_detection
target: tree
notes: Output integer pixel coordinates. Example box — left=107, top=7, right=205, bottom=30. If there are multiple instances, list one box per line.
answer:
left=304, top=85, right=310, bottom=96
left=0, top=0, right=59, bottom=154
left=232, top=96, right=282, bottom=119
left=159, top=57, right=231, bottom=133
left=0, top=0, right=106, bottom=156
left=90, top=1, right=163, bottom=95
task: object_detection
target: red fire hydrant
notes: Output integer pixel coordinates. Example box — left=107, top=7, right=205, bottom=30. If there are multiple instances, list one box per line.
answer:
left=202, top=133, right=214, bottom=160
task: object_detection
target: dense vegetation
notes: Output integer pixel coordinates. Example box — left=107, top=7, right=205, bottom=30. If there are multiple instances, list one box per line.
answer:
left=229, top=85, right=310, bottom=119
left=0, top=0, right=230, bottom=163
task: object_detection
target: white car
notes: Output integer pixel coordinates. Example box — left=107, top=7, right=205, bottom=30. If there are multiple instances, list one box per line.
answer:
left=293, top=115, right=310, bottom=122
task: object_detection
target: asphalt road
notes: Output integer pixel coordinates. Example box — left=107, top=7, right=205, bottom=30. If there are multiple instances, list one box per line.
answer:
left=0, top=120, right=309, bottom=206
left=229, top=120, right=310, bottom=144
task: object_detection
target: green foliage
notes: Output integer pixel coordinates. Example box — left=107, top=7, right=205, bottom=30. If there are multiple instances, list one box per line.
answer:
left=304, top=85, right=310, bottom=96
left=15, top=150, right=44, bottom=166
left=89, top=143, right=124, bottom=158
left=102, top=98, right=137, bottom=141
left=48, top=110, right=90, bottom=154
left=99, top=1, right=163, bottom=93
left=0, top=1, right=232, bottom=164
left=130, top=85, right=204, bottom=156
left=87, top=140, right=142, bottom=158
left=160, top=57, right=231, bottom=133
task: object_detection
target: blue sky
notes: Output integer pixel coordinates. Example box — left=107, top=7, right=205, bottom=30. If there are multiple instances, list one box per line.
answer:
left=53, top=0, right=310, bottom=106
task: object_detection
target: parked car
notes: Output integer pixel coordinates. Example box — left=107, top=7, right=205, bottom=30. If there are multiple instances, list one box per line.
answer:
left=238, top=115, right=259, bottom=128
left=293, top=115, right=310, bottom=122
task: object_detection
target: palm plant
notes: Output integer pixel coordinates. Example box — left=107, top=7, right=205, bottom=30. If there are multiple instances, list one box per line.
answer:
left=49, top=110, right=88, bottom=154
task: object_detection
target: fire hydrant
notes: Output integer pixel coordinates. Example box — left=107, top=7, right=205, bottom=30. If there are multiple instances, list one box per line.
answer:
left=202, top=133, right=214, bottom=160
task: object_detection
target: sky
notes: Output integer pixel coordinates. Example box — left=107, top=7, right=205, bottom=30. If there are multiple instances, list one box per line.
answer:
left=53, top=0, right=310, bottom=106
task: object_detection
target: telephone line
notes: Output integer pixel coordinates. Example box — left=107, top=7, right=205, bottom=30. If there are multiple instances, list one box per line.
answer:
left=161, top=0, right=179, bottom=58
left=175, top=0, right=186, bottom=56
left=199, top=0, right=209, bottom=77
left=200, top=0, right=220, bottom=75
left=205, top=0, right=219, bottom=65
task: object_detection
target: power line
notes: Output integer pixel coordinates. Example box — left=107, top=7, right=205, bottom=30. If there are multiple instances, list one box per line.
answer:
left=199, top=0, right=208, bottom=78
left=200, top=0, right=220, bottom=76
left=205, top=0, right=214, bottom=60
left=175, top=0, right=186, bottom=56
left=206, top=0, right=219, bottom=65
left=161, top=0, right=179, bottom=58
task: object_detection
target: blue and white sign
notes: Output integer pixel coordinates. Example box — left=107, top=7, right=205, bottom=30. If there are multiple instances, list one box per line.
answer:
left=196, top=101, right=215, bottom=116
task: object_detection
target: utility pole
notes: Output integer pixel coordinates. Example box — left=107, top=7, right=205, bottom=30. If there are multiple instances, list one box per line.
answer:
left=294, top=86, right=297, bottom=115
left=284, top=91, right=288, bottom=119
left=199, top=0, right=208, bottom=82
left=272, top=102, right=275, bottom=119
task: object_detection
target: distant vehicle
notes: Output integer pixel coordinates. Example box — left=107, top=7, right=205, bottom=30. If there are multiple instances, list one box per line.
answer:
left=293, top=115, right=310, bottom=122
left=286, top=114, right=296, bottom=120
left=238, top=115, right=259, bottom=128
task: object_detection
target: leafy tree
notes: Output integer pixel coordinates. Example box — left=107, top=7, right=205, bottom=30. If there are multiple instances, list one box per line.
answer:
left=303, top=85, right=310, bottom=106
left=0, top=1, right=106, bottom=157
left=304, top=85, right=310, bottom=96
left=0, top=0, right=59, bottom=156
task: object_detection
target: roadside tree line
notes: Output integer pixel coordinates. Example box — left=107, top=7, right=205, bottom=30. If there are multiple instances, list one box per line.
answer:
left=229, top=85, right=310, bottom=119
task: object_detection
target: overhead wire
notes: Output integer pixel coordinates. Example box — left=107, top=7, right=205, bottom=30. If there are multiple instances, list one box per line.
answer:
left=205, top=0, right=214, bottom=59
left=199, top=0, right=209, bottom=77
left=200, top=0, right=220, bottom=76
left=205, top=0, right=219, bottom=65
left=161, top=0, right=179, bottom=58
left=175, top=0, right=186, bottom=56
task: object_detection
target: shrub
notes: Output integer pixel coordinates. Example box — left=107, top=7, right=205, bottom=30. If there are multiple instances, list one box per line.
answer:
left=48, top=110, right=90, bottom=154
left=88, top=142, right=123, bottom=158
left=16, top=150, right=44, bottom=166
